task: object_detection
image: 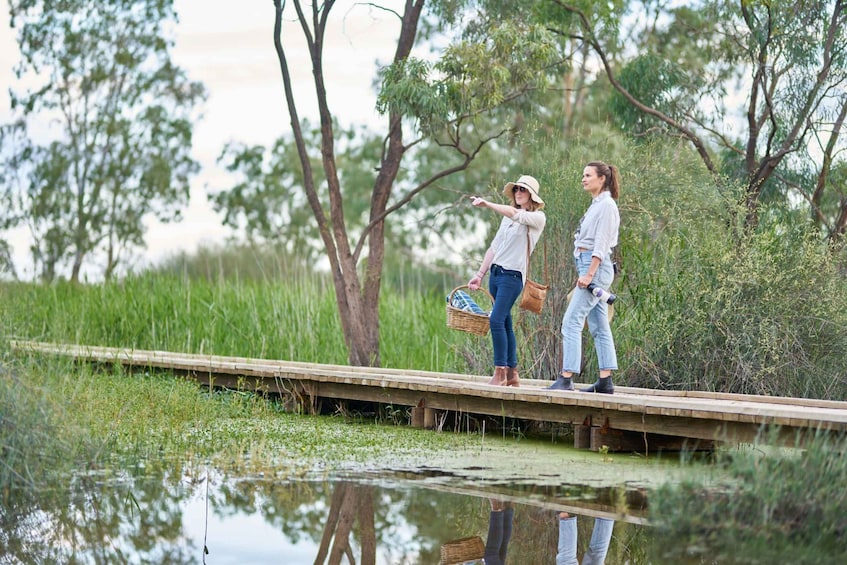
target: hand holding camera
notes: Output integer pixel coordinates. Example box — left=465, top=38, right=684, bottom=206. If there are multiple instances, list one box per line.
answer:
left=587, top=283, right=616, bottom=304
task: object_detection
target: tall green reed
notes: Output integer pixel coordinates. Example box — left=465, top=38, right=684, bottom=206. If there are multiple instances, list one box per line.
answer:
left=1, top=271, right=478, bottom=373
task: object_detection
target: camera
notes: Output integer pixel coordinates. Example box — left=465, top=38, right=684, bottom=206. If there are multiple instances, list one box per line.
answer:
left=587, top=283, right=616, bottom=304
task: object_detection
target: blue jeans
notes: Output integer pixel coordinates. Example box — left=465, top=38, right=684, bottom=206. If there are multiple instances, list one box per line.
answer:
left=561, top=251, right=618, bottom=374
left=489, top=264, right=523, bottom=368
left=556, top=516, right=614, bottom=565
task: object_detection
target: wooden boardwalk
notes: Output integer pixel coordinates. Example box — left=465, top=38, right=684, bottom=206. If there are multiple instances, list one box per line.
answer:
left=12, top=341, right=847, bottom=453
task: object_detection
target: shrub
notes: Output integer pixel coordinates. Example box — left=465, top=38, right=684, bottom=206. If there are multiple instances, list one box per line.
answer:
left=495, top=132, right=847, bottom=398
left=650, top=431, right=847, bottom=563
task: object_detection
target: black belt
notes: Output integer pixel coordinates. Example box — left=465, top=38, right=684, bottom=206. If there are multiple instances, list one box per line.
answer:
left=491, top=264, right=521, bottom=277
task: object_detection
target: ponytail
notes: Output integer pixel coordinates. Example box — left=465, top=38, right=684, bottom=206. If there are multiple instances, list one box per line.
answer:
left=587, top=161, right=620, bottom=200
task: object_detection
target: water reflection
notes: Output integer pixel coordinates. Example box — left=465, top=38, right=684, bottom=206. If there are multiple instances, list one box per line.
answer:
left=483, top=498, right=513, bottom=564
left=1, top=467, right=654, bottom=563
left=0, top=465, right=202, bottom=563
left=555, top=511, right=614, bottom=565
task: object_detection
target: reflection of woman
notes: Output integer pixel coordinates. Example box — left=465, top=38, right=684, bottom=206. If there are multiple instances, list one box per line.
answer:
left=548, top=162, right=620, bottom=394
left=556, top=512, right=614, bottom=565
left=468, top=175, right=546, bottom=387
left=484, top=499, right=513, bottom=565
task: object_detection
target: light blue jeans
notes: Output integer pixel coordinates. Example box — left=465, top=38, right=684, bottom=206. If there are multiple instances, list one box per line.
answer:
left=557, top=516, right=614, bottom=565
left=561, top=251, right=618, bottom=374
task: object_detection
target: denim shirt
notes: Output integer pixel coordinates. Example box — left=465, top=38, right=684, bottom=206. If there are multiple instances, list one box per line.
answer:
left=573, top=191, right=619, bottom=259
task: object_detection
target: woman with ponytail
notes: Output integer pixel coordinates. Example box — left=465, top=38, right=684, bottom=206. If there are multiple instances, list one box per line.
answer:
left=548, top=162, right=620, bottom=394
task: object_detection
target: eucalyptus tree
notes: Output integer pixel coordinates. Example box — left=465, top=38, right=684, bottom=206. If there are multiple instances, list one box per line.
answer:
left=253, top=1, right=561, bottom=367
left=546, top=0, right=847, bottom=234
left=4, top=0, right=206, bottom=282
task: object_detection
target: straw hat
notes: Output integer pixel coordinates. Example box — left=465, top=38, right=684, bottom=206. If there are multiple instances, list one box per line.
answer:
left=503, top=174, right=544, bottom=209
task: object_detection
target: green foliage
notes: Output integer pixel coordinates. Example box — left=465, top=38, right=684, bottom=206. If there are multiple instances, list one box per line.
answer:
left=623, top=184, right=847, bottom=397
left=376, top=58, right=454, bottom=132
left=377, top=20, right=561, bottom=134
left=650, top=432, right=847, bottom=563
left=609, top=53, right=691, bottom=134
left=529, top=0, right=847, bottom=234
left=3, top=0, right=206, bottom=282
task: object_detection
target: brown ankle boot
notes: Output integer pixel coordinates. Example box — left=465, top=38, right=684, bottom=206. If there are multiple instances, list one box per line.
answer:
left=505, top=367, right=520, bottom=387
left=487, top=366, right=508, bottom=386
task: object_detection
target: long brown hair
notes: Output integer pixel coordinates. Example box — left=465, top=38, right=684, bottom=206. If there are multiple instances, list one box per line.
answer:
left=521, top=200, right=542, bottom=212
left=587, top=161, right=620, bottom=200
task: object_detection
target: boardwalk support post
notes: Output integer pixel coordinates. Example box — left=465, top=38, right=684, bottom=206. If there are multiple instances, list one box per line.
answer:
left=411, top=399, right=436, bottom=429
left=574, top=416, right=592, bottom=449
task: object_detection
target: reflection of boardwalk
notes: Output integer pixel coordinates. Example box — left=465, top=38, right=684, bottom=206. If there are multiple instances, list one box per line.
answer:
left=376, top=473, right=650, bottom=525
left=14, top=341, right=847, bottom=452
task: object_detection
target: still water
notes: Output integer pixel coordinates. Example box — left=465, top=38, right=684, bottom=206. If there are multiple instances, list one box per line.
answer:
left=183, top=472, right=651, bottom=564
left=1, top=464, right=667, bottom=564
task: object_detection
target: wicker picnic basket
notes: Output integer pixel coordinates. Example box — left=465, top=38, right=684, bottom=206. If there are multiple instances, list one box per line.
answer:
left=439, top=535, right=485, bottom=564
left=446, top=285, right=493, bottom=337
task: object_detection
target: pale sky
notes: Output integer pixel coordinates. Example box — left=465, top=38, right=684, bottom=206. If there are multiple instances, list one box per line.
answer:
left=1, top=1, right=401, bottom=278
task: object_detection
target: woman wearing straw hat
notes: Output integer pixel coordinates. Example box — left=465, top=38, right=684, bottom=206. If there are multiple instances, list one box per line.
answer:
left=468, top=175, right=546, bottom=387
left=548, top=161, right=620, bottom=394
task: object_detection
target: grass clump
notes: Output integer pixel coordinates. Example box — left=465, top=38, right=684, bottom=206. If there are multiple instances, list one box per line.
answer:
left=649, top=431, right=847, bottom=564
left=0, top=343, right=488, bottom=499
left=0, top=352, right=86, bottom=502
left=622, top=207, right=847, bottom=398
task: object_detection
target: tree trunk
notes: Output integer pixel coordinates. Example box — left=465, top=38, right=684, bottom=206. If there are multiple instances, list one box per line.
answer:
left=272, top=0, right=424, bottom=367
left=332, top=261, right=380, bottom=367
left=314, top=483, right=348, bottom=564
left=357, top=485, right=376, bottom=565
left=327, top=483, right=357, bottom=565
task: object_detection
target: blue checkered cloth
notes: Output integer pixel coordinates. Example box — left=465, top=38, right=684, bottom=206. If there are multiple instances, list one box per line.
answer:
left=447, top=289, right=488, bottom=315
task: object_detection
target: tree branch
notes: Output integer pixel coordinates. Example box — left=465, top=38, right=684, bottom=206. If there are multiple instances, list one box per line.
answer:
left=551, top=1, right=718, bottom=175
left=273, top=0, right=337, bottom=271
left=353, top=127, right=510, bottom=259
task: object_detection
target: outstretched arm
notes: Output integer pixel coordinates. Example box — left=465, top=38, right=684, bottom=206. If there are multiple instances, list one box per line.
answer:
left=470, top=196, right=517, bottom=219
